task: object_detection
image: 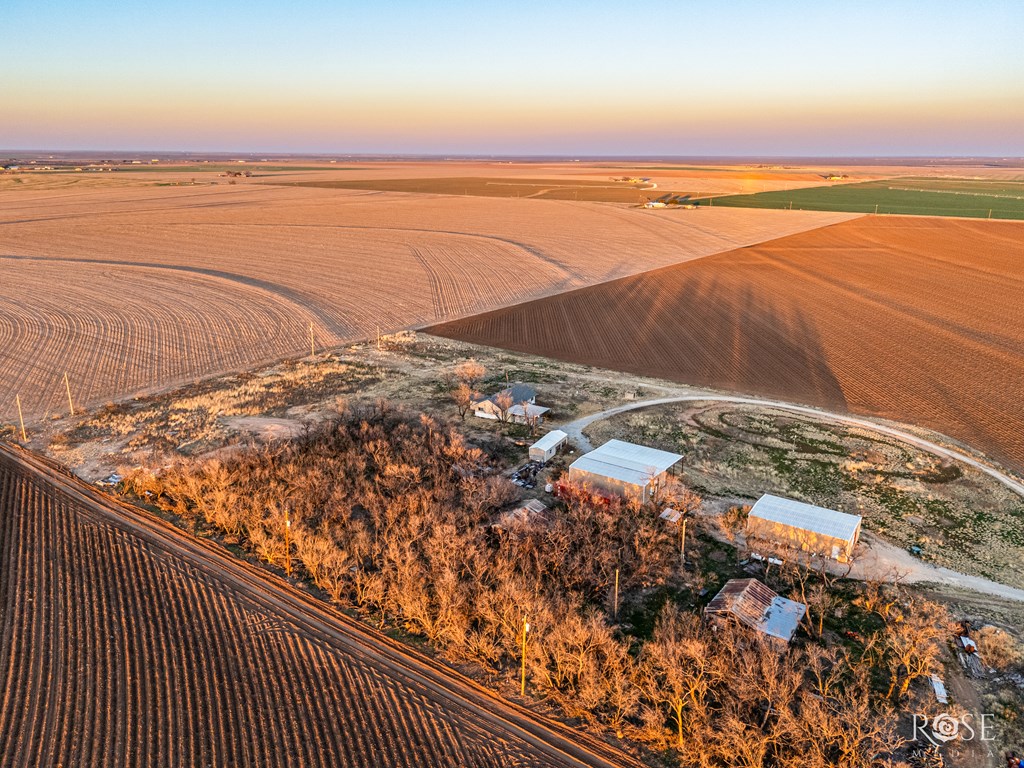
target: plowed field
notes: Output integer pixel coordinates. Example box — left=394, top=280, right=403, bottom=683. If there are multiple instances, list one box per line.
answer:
left=0, top=443, right=636, bottom=768
left=0, top=181, right=855, bottom=424
left=429, top=216, right=1024, bottom=471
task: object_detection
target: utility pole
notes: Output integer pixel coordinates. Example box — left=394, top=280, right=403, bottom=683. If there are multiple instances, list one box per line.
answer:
left=284, top=505, right=292, bottom=577
left=874, top=203, right=879, bottom=215
left=613, top=568, right=619, bottom=621
left=15, top=394, right=26, bottom=441
left=680, top=518, right=687, bottom=566
left=309, top=323, right=315, bottom=357
left=376, top=325, right=381, bottom=351
left=63, top=372, right=75, bottom=416
left=520, top=616, right=530, bottom=696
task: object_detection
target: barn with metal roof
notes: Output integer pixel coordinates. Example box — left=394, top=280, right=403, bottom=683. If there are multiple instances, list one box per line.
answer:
left=567, top=439, right=683, bottom=502
left=746, top=494, right=862, bottom=562
left=704, top=578, right=806, bottom=643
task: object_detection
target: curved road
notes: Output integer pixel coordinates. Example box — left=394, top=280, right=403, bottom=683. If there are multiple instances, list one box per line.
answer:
left=560, top=394, right=1024, bottom=500
left=559, top=394, right=1024, bottom=602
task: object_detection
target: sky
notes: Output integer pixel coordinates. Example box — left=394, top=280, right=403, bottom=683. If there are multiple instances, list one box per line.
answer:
left=2, top=0, right=1022, bottom=156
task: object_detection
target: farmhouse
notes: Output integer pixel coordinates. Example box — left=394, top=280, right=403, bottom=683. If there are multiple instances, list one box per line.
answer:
left=746, top=494, right=862, bottom=562
left=473, top=383, right=550, bottom=424
left=704, top=578, right=806, bottom=644
left=567, top=439, right=682, bottom=502
left=529, top=429, right=567, bottom=463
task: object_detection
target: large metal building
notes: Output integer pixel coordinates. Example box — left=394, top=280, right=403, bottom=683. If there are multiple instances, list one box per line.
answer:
left=567, top=439, right=683, bottom=502
left=746, top=494, right=862, bottom=562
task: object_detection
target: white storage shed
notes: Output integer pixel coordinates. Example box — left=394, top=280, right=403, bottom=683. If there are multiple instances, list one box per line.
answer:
left=529, top=430, right=568, bottom=463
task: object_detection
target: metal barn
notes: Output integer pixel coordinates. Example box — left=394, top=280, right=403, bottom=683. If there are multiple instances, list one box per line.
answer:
left=746, top=494, right=862, bottom=562
left=567, top=439, right=683, bottom=502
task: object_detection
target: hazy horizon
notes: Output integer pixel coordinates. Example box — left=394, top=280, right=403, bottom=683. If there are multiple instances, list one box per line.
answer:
left=3, top=0, right=1022, bottom=155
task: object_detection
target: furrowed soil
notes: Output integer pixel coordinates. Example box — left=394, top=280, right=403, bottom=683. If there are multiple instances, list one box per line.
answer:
left=428, top=216, right=1024, bottom=472
left=0, top=444, right=637, bottom=768
left=0, top=179, right=856, bottom=427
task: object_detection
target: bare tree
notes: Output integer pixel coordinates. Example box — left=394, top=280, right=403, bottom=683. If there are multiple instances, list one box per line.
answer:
left=451, top=381, right=477, bottom=420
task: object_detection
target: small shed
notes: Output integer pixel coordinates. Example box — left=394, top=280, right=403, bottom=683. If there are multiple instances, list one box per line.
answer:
left=529, top=430, right=568, bottom=463
left=746, top=494, right=862, bottom=562
left=704, top=578, right=806, bottom=643
left=567, top=439, right=683, bottom=503
left=494, top=499, right=550, bottom=530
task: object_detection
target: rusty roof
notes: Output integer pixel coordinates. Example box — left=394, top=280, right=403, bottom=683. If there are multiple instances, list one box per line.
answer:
left=704, top=578, right=806, bottom=642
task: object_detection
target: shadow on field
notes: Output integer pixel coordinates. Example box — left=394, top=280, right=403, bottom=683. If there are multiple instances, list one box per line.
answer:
left=429, top=262, right=849, bottom=413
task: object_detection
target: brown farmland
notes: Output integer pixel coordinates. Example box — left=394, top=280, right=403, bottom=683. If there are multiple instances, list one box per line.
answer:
left=0, top=180, right=855, bottom=425
left=429, top=216, right=1024, bottom=472
left=0, top=444, right=637, bottom=768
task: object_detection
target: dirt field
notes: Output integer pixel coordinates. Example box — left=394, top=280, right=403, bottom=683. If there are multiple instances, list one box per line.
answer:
left=0, top=443, right=638, bottom=768
left=0, top=178, right=856, bottom=426
left=429, top=216, right=1024, bottom=472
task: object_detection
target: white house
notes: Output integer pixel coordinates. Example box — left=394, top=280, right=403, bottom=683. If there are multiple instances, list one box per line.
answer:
left=473, top=383, right=549, bottom=425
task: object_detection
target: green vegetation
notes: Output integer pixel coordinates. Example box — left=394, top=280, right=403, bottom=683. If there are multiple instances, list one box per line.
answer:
left=703, top=177, right=1024, bottom=219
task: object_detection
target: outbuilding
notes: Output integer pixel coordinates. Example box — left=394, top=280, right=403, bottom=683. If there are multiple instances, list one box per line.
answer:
left=705, top=578, right=806, bottom=644
left=746, top=494, right=862, bottom=562
left=529, top=430, right=568, bottom=463
left=567, top=439, right=683, bottom=503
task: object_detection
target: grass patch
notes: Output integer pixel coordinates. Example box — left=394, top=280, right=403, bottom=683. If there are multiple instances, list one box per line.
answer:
left=702, top=177, right=1024, bottom=219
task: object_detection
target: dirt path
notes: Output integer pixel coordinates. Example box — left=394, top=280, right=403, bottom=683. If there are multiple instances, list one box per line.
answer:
left=558, top=393, right=1024, bottom=499
left=557, top=393, right=1024, bottom=602
left=852, top=533, right=1024, bottom=602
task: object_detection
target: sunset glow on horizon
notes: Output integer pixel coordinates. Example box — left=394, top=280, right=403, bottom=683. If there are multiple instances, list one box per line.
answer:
left=3, top=0, right=1022, bottom=155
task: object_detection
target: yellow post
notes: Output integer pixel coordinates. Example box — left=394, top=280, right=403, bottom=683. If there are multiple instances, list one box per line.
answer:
left=15, top=394, right=27, bottom=441
left=520, top=617, right=530, bottom=696
left=64, top=372, right=75, bottom=416
left=309, top=323, right=315, bottom=357
left=284, top=507, right=292, bottom=577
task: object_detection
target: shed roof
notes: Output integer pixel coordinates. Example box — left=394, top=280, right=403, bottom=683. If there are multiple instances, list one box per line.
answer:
left=705, top=578, right=806, bottom=642
left=569, top=439, right=683, bottom=488
left=749, top=494, right=861, bottom=544
left=531, top=430, right=568, bottom=452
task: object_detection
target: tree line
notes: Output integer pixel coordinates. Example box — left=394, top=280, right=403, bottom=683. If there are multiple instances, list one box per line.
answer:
left=124, top=402, right=951, bottom=767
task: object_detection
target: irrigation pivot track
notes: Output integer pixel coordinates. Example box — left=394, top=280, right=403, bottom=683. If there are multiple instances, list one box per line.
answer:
left=0, top=442, right=639, bottom=768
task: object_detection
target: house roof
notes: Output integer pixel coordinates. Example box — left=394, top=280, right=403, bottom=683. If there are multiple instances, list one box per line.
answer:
left=569, top=439, right=683, bottom=488
left=531, top=430, right=567, bottom=452
left=748, top=494, right=861, bottom=544
left=509, top=404, right=549, bottom=418
left=705, top=578, right=806, bottom=642
left=485, top=383, right=536, bottom=405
